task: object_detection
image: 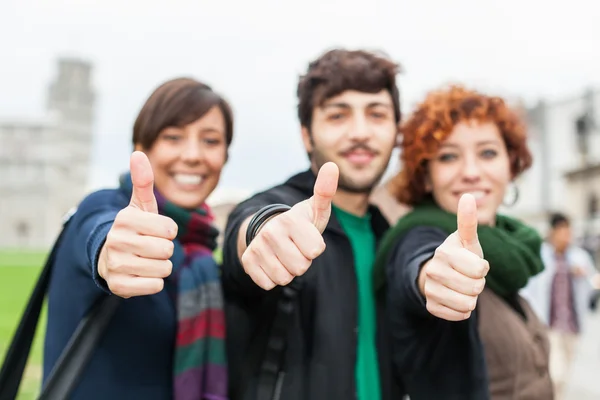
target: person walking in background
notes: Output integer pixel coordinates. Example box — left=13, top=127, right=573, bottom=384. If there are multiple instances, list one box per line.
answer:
left=522, top=212, right=600, bottom=399
left=43, top=78, right=233, bottom=399
left=222, top=48, right=404, bottom=400
left=375, top=84, right=553, bottom=399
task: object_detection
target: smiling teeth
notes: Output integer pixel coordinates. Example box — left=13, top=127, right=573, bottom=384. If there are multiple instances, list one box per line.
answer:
left=467, top=191, right=485, bottom=199
left=174, top=174, right=202, bottom=185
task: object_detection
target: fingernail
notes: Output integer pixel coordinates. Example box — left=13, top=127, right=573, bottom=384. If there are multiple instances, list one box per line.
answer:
left=464, top=312, right=472, bottom=319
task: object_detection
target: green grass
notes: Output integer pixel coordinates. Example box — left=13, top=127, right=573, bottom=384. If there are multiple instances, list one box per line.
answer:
left=0, top=247, right=223, bottom=399
left=0, top=250, right=48, bottom=400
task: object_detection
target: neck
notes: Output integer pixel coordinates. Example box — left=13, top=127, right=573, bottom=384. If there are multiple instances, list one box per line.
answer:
left=332, top=189, right=370, bottom=216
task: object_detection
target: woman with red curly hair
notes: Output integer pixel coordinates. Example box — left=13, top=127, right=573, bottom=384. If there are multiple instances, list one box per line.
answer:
left=373, top=85, right=553, bottom=399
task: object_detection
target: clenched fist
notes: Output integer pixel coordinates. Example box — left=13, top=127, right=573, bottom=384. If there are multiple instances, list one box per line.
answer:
left=419, top=193, right=490, bottom=321
left=242, top=162, right=339, bottom=290
left=98, top=151, right=179, bottom=298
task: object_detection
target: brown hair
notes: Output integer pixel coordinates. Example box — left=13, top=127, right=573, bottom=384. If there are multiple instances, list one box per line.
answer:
left=132, top=77, right=234, bottom=150
left=390, top=84, right=532, bottom=205
left=296, top=48, right=402, bottom=129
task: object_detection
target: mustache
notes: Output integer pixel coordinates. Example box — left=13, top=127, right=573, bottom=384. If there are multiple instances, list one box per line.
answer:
left=340, top=143, right=379, bottom=155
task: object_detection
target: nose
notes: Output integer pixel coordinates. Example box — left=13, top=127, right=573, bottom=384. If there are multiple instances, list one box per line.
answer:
left=461, top=154, right=482, bottom=182
left=180, top=137, right=204, bottom=164
left=348, top=115, right=371, bottom=141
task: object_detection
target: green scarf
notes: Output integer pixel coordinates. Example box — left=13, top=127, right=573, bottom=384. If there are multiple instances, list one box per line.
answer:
left=373, top=198, right=544, bottom=298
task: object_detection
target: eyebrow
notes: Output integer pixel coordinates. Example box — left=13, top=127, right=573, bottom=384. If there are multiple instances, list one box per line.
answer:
left=440, top=139, right=502, bottom=148
left=322, top=102, right=392, bottom=110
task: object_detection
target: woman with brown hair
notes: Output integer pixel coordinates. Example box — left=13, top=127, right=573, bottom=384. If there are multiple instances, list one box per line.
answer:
left=43, top=78, right=233, bottom=400
left=374, top=85, right=554, bottom=399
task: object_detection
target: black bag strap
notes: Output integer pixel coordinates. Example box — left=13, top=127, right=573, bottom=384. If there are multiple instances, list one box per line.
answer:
left=255, top=279, right=302, bottom=400
left=0, top=208, right=121, bottom=400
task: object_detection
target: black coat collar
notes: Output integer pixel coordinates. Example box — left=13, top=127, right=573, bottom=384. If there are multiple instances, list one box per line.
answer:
left=283, top=169, right=390, bottom=240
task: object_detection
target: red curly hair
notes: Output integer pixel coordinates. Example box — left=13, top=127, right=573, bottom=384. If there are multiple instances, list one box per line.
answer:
left=390, top=84, right=533, bottom=205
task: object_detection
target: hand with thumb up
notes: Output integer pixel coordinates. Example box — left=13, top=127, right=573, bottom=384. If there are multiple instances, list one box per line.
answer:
left=418, top=194, right=490, bottom=321
left=97, top=151, right=179, bottom=298
left=241, top=162, right=339, bottom=291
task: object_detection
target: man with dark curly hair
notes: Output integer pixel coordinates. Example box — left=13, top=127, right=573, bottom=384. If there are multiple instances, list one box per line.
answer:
left=222, top=48, right=404, bottom=400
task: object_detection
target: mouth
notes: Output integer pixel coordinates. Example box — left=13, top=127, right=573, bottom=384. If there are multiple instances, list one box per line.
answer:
left=172, top=173, right=204, bottom=188
left=453, top=189, right=490, bottom=202
left=341, top=150, right=377, bottom=166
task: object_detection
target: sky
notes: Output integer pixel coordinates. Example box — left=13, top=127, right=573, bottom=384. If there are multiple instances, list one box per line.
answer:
left=1, top=0, right=600, bottom=201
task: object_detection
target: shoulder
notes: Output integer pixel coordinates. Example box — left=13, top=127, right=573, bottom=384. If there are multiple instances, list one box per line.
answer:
left=78, top=188, right=128, bottom=210
left=229, top=176, right=309, bottom=220
left=69, top=189, right=128, bottom=223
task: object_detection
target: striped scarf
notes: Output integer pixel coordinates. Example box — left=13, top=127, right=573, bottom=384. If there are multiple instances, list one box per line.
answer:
left=119, top=173, right=228, bottom=400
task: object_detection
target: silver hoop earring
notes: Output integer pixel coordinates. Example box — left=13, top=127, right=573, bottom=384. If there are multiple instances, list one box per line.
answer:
left=503, top=182, right=520, bottom=207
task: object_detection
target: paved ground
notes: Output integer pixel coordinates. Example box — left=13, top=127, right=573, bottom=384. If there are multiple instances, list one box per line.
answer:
left=565, top=309, right=600, bottom=399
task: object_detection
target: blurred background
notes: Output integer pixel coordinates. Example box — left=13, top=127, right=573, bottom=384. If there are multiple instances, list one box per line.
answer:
left=1, top=0, right=600, bottom=398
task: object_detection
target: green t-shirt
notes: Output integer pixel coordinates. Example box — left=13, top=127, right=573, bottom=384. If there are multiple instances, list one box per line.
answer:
left=332, top=205, right=382, bottom=400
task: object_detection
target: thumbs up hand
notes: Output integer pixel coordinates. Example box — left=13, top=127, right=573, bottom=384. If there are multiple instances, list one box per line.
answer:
left=241, top=162, right=339, bottom=291
left=98, top=151, right=179, bottom=298
left=418, top=194, right=489, bottom=321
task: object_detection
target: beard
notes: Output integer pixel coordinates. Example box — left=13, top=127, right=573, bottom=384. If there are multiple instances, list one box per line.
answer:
left=310, top=145, right=387, bottom=194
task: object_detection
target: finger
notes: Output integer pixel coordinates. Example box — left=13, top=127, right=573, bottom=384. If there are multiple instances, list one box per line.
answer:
left=109, top=233, right=174, bottom=260
left=309, top=162, right=339, bottom=232
left=107, top=275, right=165, bottom=298
left=110, top=256, right=173, bottom=279
left=423, top=278, right=478, bottom=314
left=264, top=228, right=312, bottom=277
left=241, top=253, right=277, bottom=291
left=445, top=247, right=490, bottom=279
left=249, top=240, right=294, bottom=286
left=287, top=218, right=326, bottom=260
left=117, top=208, right=178, bottom=239
left=426, top=300, right=472, bottom=321
left=427, top=260, right=486, bottom=296
left=129, top=151, right=158, bottom=214
left=456, top=193, right=480, bottom=255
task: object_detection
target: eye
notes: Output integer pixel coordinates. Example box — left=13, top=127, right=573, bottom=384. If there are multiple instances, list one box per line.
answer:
left=328, top=113, right=345, bottom=121
left=370, top=111, right=388, bottom=119
left=203, top=138, right=222, bottom=145
left=162, top=133, right=182, bottom=142
left=480, top=149, right=498, bottom=159
left=438, top=153, right=457, bottom=162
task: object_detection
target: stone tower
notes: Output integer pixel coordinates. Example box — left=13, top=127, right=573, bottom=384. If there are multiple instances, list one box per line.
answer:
left=44, top=58, right=96, bottom=246
left=0, top=57, right=95, bottom=249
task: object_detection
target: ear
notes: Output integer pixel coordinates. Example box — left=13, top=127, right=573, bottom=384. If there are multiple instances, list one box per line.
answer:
left=301, top=126, right=313, bottom=154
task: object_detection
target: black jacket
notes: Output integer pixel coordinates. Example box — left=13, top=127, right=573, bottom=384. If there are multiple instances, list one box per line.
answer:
left=221, top=169, right=402, bottom=400
left=385, top=226, right=490, bottom=400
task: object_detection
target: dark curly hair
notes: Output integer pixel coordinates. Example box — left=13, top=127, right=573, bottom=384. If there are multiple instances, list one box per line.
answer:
left=296, top=48, right=402, bottom=129
left=389, top=84, right=532, bottom=205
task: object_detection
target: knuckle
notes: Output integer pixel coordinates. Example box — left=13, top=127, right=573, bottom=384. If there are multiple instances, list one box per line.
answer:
left=162, top=240, right=175, bottom=258
left=163, top=260, right=173, bottom=277
left=108, top=278, right=126, bottom=297
left=295, top=258, right=312, bottom=276
left=434, top=245, right=451, bottom=260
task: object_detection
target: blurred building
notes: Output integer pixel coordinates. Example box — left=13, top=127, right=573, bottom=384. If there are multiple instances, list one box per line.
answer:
left=509, top=87, right=600, bottom=262
left=0, top=58, right=95, bottom=249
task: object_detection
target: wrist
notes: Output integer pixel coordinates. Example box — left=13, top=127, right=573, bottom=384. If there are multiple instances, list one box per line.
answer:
left=245, top=204, right=291, bottom=247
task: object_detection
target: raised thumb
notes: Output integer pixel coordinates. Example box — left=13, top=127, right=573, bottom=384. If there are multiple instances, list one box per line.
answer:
left=129, top=151, right=158, bottom=214
left=456, top=193, right=482, bottom=256
left=310, top=162, right=339, bottom=232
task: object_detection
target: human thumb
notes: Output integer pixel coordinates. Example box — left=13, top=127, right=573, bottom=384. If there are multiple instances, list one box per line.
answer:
left=456, top=193, right=482, bottom=257
left=309, top=162, right=339, bottom=233
left=129, top=151, right=158, bottom=214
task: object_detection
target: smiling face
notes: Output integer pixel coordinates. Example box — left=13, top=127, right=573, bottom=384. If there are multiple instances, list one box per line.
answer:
left=136, top=106, right=228, bottom=209
left=301, top=89, right=398, bottom=193
left=427, top=120, right=512, bottom=226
